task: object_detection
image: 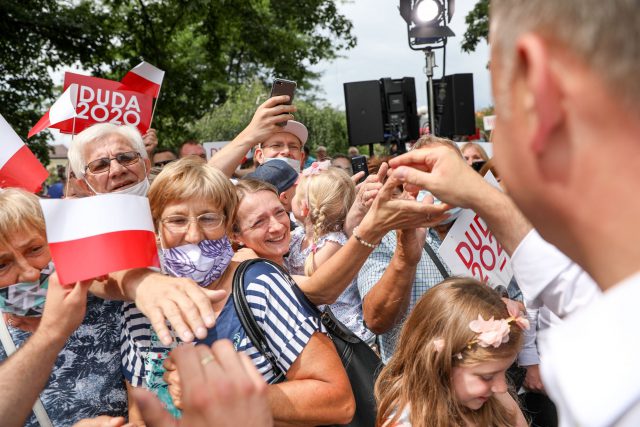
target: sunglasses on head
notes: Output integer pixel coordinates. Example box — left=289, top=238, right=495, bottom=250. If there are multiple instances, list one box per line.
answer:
left=85, top=151, right=141, bottom=174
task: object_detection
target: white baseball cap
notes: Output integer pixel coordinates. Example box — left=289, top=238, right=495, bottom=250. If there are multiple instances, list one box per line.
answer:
left=279, top=120, right=308, bottom=145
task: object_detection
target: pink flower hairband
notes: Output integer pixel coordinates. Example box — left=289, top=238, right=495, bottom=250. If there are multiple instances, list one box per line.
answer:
left=302, top=160, right=331, bottom=177
left=433, top=300, right=530, bottom=357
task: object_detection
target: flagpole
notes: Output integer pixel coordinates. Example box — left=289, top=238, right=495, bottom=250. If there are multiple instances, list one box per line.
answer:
left=149, top=81, right=163, bottom=127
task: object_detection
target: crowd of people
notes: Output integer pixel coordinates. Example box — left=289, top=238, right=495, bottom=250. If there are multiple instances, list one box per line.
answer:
left=1, top=0, right=639, bottom=426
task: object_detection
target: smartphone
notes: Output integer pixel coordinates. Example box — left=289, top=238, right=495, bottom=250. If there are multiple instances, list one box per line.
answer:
left=351, top=155, right=369, bottom=184
left=470, top=160, right=487, bottom=173
left=270, top=78, right=297, bottom=126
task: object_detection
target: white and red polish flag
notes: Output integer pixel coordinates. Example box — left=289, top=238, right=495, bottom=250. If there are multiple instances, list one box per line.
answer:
left=0, top=114, right=48, bottom=192
left=120, top=61, right=165, bottom=98
left=28, top=84, right=79, bottom=138
left=40, top=194, right=160, bottom=284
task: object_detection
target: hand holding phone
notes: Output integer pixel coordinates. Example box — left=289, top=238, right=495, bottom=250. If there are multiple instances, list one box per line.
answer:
left=351, top=155, right=369, bottom=184
left=270, top=78, right=296, bottom=126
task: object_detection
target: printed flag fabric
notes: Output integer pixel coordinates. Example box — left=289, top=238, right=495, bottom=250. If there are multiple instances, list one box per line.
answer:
left=0, top=114, right=48, bottom=192
left=120, top=61, right=165, bottom=98
left=40, top=194, right=160, bottom=284
left=28, top=84, right=79, bottom=138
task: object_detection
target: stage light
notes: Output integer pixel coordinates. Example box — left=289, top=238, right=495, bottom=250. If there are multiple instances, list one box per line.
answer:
left=414, top=0, right=440, bottom=23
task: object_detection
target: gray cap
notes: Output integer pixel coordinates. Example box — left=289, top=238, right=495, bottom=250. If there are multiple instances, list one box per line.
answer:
left=245, top=159, right=298, bottom=193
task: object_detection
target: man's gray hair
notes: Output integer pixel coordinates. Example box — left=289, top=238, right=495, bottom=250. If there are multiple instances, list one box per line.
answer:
left=68, top=124, right=148, bottom=178
left=491, top=0, right=640, bottom=112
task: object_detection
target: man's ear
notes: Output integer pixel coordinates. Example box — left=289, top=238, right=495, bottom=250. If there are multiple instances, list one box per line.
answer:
left=144, top=158, right=152, bottom=177
left=516, top=34, right=564, bottom=155
left=279, top=191, right=289, bottom=205
left=254, top=147, right=264, bottom=164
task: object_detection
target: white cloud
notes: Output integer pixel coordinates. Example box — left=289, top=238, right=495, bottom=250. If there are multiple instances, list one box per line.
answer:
left=312, top=0, right=492, bottom=111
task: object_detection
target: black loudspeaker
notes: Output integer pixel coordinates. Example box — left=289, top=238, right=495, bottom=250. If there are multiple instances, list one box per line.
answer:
left=380, top=77, right=419, bottom=141
left=430, top=73, right=476, bottom=137
left=344, top=81, right=385, bottom=146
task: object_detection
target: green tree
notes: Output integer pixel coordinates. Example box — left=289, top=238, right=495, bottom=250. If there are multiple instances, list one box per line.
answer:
left=0, top=0, right=111, bottom=164
left=1, top=0, right=356, bottom=164
left=461, top=0, right=489, bottom=54
left=190, top=80, right=349, bottom=154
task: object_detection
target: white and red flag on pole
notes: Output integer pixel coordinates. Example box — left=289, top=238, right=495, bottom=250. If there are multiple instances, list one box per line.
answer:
left=40, top=194, right=160, bottom=284
left=0, top=114, right=48, bottom=192
left=28, top=84, right=79, bottom=139
left=120, top=61, right=165, bottom=98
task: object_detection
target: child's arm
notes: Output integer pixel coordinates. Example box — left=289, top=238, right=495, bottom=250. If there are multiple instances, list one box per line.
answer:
left=306, top=241, right=342, bottom=274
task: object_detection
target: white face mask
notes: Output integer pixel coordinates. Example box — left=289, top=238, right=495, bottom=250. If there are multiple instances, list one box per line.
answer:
left=264, top=157, right=302, bottom=172
left=84, top=161, right=150, bottom=196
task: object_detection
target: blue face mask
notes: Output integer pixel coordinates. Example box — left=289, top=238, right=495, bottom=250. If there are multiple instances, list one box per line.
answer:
left=0, top=262, right=54, bottom=317
left=161, top=237, right=234, bottom=287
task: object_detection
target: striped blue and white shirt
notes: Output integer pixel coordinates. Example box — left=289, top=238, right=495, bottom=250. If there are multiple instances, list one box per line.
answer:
left=121, top=260, right=321, bottom=391
left=199, top=260, right=322, bottom=383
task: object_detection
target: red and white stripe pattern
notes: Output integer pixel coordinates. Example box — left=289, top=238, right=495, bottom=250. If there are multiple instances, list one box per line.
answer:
left=28, top=84, right=78, bottom=138
left=0, top=114, right=48, bottom=192
left=40, top=194, right=160, bottom=284
left=120, top=61, right=165, bottom=98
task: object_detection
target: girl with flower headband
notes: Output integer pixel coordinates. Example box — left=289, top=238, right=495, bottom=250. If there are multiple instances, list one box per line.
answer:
left=285, top=161, right=373, bottom=341
left=375, top=277, right=529, bottom=427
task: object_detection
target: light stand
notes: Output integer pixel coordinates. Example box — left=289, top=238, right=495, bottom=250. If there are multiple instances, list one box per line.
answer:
left=424, top=48, right=437, bottom=135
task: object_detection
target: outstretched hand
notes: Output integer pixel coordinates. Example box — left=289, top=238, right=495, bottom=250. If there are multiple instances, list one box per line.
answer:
left=388, top=144, right=489, bottom=209
left=135, top=340, right=272, bottom=427
left=133, top=273, right=227, bottom=345
left=360, top=171, right=451, bottom=236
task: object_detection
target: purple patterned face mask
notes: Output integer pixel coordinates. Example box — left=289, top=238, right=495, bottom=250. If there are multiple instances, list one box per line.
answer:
left=161, top=237, right=234, bottom=287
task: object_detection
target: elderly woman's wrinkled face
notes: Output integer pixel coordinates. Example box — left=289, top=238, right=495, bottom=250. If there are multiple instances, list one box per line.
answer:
left=159, top=199, right=226, bottom=249
left=82, top=133, right=150, bottom=194
left=0, top=229, right=50, bottom=288
left=234, top=191, right=291, bottom=262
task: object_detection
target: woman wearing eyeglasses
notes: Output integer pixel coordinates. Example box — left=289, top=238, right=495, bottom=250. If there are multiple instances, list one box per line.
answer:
left=122, top=157, right=355, bottom=426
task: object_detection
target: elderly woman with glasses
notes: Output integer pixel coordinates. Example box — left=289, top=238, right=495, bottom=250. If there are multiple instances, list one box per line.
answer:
left=122, top=157, right=355, bottom=426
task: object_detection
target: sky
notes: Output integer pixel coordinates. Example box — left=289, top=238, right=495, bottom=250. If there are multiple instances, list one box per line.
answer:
left=311, top=0, right=492, bottom=111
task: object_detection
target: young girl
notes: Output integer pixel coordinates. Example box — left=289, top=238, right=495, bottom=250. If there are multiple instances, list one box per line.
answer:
left=375, top=278, right=529, bottom=427
left=286, top=161, right=373, bottom=342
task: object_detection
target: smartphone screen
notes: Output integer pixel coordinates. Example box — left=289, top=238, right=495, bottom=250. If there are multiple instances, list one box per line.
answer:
left=351, top=155, right=369, bottom=184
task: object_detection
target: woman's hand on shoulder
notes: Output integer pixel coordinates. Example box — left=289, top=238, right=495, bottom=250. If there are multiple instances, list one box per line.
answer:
left=134, top=273, right=227, bottom=345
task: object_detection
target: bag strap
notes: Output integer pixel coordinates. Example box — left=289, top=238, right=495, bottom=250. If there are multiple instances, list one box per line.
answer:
left=0, top=313, right=54, bottom=427
left=423, top=239, right=450, bottom=280
left=232, top=259, right=286, bottom=383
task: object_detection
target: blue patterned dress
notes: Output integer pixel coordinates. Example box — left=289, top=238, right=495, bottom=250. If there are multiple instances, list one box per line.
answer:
left=0, top=295, right=127, bottom=426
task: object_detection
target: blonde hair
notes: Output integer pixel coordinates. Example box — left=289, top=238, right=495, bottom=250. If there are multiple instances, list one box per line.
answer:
left=412, top=134, right=462, bottom=157
left=148, top=157, right=238, bottom=233
left=461, top=142, right=490, bottom=162
left=491, top=0, right=640, bottom=115
left=375, top=278, right=523, bottom=427
left=232, top=179, right=280, bottom=234
left=0, top=189, right=46, bottom=248
left=297, top=167, right=355, bottom=275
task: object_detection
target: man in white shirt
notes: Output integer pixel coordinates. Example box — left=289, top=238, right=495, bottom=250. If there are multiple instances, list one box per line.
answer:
left=388, top=1, right=640, bottom=425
